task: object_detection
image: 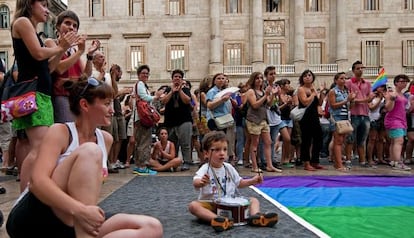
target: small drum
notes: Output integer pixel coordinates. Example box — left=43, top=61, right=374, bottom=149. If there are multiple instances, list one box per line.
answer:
left=215, top=196, right=250, bottom=226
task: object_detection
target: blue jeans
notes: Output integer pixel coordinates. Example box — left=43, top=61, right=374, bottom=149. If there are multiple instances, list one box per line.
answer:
left=348, top=115, right=370, bottom=146
left=259, top=123, right=285, bottom=164
left=236, top=125, right=245, bottom=161
left=320, top=123, right=331, bottom=158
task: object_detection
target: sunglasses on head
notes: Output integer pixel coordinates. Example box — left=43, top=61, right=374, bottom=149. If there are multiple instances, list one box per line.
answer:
left=79, top=77, right=100, bottom=98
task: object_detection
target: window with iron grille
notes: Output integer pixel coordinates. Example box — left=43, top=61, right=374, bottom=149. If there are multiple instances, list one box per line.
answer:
left=307, top=42, right=322, bottom=64
left=266, top=0, right=281, bottom=12
left=129, top=0, right=144, bottom=16
left=0, top=5, right=10, bottom=29
left=364, top=0, right=379, bottom=10
left=91, top=0, right=103, bottom=17
left=168, top=44, right=188, bottom=70
left=227, top=0, right=242, bottom=13
left=168, top=0, right=185, bottom=15
left=226, top=43, right=242, bottom=65
left=404, top=0, right=414, bottom=10
left=129, top=45, right=145, bottom=71
left=265, top=43, right=282, bottom=65
left=306, top=0, right=322, bottom=12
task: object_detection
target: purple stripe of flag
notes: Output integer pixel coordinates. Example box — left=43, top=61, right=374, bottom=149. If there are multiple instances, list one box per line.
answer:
left=257, top=175, right=414, bottom=188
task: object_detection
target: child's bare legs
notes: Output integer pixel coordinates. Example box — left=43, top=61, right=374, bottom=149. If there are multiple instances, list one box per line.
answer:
left=248, top=197, right=260, bottom=215
left=188, top=201, right=218, bottom=222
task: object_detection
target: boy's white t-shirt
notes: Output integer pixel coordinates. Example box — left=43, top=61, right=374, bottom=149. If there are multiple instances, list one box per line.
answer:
left=193, top=162, right=242, bottom=201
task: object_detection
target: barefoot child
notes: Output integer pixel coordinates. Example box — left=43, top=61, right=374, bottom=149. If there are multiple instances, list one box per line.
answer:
left=188, top=131, right=278, bottom=232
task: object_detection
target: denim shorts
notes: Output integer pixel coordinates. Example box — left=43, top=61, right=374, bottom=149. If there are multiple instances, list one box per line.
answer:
left=346, top=115, right=370, bottom=146
left=282, top=119, right=293, bottom=128
left=388, top=128, right=406, bottom=139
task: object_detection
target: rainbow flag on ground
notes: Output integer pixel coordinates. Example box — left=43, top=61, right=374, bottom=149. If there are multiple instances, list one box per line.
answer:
left=253, top=175, right=414, bottom=238
left=372, top=67, right=388, bottom=91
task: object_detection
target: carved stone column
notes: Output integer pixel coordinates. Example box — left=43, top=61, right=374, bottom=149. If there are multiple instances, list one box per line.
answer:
left=293, top=0, right=305, bottom=71
left=209, top=0, right=223, bottom=74
left=252, top=0, right=264, bottom=71
left=336, top=0, right=348, bottom=71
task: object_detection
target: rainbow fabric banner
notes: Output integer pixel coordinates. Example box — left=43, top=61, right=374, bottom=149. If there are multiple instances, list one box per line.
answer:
left=253, top=175, right=414, bottom=238
left=372, top=67, right=387, bottom=91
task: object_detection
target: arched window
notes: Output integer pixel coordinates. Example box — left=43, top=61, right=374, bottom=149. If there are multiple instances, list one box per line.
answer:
left=0, top=5, right=10, bottom=29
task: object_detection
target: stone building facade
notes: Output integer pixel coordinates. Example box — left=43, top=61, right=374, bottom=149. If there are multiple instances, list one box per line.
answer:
left=1, top=0, right=414, bottom=90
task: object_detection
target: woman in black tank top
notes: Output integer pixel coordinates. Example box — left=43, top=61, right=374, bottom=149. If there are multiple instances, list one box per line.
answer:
left=296, top=70, right=324, bottom=171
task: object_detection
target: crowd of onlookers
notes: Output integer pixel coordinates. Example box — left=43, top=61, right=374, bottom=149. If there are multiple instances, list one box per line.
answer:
left=111, top=60, right=414, bottom=175
left=0, top=1, right=413, bottom=235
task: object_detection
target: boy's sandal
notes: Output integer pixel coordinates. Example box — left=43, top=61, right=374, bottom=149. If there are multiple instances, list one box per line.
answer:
left=211, top=216, right=234, bottom=232
left=248, top=212, right=279, bottom=227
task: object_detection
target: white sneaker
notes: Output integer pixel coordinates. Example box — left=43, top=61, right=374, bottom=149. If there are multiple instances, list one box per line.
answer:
left=392, top=161, right=411, bottom=171
left=115, top=160, right=126, bottom=169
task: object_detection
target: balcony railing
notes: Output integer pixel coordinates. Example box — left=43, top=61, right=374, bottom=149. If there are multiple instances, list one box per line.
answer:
left=363, top=67, right=381, bottom=76
left=275, top=65, right=295, bottom=74
left=404, top=66, right=414, bottom=75
left=224, top=65, right=296, bottom=75
left=308, top=64, right=338, bottom=73
left=223, top=65, right=253, bottom=75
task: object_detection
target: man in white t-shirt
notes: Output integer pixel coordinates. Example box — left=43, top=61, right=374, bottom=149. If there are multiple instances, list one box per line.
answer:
left=91, top=50, right=111, bottom=85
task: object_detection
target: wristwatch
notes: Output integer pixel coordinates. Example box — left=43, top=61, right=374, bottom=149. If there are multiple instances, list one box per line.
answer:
left=86, top=54, right=93, bottom=61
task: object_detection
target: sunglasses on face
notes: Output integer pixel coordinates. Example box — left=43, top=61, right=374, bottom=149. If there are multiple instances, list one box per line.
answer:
left=79, top=77, right=100, bottom=98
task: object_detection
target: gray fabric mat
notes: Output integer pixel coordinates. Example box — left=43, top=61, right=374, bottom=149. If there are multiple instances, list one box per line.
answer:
left=0, top=175, right=14, bottom=183
left=99, top=176, right=319, bottom=238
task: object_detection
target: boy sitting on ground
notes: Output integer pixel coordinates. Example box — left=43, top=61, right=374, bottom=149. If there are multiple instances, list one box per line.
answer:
left=188, top=131, right=278, bottom=232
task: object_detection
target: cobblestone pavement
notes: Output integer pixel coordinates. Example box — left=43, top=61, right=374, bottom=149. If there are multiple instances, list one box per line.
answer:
left=0, top=160, right=411, bottom=237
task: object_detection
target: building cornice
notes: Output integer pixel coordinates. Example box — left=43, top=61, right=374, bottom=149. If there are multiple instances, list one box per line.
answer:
left=122, top=33, right=152, bottom=39
left=86, top=34, right=112, bottom=39
left=162, top=32, right=192, bottom=38
left=399, top=27, right=414, bottom=33
left=357, top=28, right=388, bottom=33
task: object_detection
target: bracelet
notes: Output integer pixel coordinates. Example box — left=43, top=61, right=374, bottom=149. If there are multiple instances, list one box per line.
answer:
left=86, top=54, right=93, bottom=61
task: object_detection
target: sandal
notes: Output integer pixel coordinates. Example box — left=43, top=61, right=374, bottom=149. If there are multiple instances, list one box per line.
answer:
left=266, top=167, right=282, bottom=173
left=251, top=168, right=263, bottom=173
left=335, top=167, right=350, bottom=172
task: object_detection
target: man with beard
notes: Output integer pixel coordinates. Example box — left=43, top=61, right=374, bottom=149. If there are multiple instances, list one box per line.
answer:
left=103, top=64, right=132, bottom=173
